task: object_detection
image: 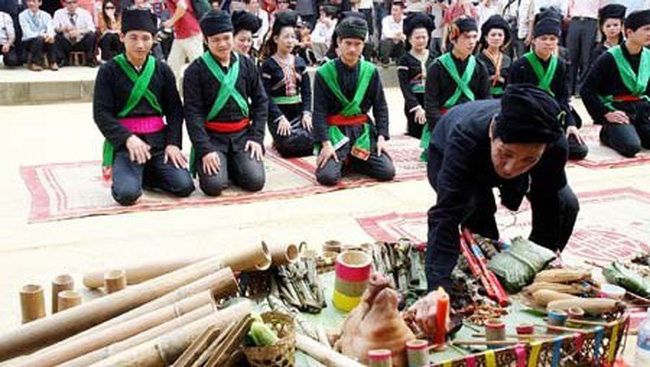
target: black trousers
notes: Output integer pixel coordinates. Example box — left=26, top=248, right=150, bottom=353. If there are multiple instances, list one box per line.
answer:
left=568, top=134, right=589, bottom=161
left=23, top=36, right=57, bottom=66
left=567, top=18, right=598, bottom=94
left=268, top=103, right=314, bottom=158
left=111, top=145, right=195, bottom=206
left=55, top=32, right=96, bottom=65
left=426, top=149, right=579, bottom=291
left=600, top=122, right=650, bottom=158
left=405, top=93, right=425, bottom=139
left=378, top=39, right=404, bottom=64
left=99, top=33, right=122, bottom=61
left=315, top=132, right=396, bottom=186
left=1, top=45, right=20, bottom=66
left=196, top=147, right=266, bottom=196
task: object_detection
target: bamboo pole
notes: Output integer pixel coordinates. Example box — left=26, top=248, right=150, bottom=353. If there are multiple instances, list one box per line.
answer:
left=51, top=275, right=74, bottom=314
left=57, top=291, right=82, bottom=312
left=13, top=290, right=220, bottom=367
left=20, top=285, right=46, bottom=324
left=83, top=242, right=271, bottom=289
left=451, top=340, right=523, bottom=346
left=0, top=244, right=263, bottom=362
left=14, top=268, right=238, bottom=365
left=270, top=243, right=300, bottom=266
left=87, top=300, right=253, bottom=367
left=296, top=334, right=365, bottom=367
left=103, top=270, right=127, bottom=294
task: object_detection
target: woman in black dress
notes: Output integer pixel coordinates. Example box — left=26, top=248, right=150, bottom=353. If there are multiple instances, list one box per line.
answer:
left=477, top=15, right=512, bottom=98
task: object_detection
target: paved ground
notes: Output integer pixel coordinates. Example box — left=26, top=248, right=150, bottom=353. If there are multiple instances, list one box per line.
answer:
left=0, top=77, right=645, bottom=362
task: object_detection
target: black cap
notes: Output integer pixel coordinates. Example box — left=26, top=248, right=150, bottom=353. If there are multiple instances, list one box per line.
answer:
left=200, top=10, right=233, bottom=37
left=404, top=12, right=435, bottom=38
left=599, top=4, right=626, bottom=24
left=272, top=10, right=298, bottom=35
left=625, top=9, right=650, bottom=31
left=456, top=17, right=478, bottom=34
left=121, top=9, right=157, bottom=35
left=336, top=13, right=368, bottom=40
left=480, top=15, right=511, bottom=46
left=496, top=84, right=563, bottom=144
left=533, top=17, right=561, bottom=38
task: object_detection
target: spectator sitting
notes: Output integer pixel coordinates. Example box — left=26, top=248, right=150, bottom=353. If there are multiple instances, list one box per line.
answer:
left=53, top=0, right=97, bottom=66
left=0, top=9, right=20, bottom=66
left=310, top=4, right=336, bottom=63
left=379, top=0, right=405, bottom=67
left=19, top=0, right=58, bottom=71
left=98, top=0, right=121, bottom=61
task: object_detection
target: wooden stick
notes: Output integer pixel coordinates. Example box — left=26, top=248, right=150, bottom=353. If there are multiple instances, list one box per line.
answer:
left=51, top=275, right=74, bottom=314
left=452, top=340, right=523, bottom=346
left=534, top=323, right=587, bottom=333
left=12, top=290, right=219, bottom=367
left=103, top=270, right=127, bottom=294
left=472, top=333, right=556, bottom=339
left=82, top=242, right=271, bottom=289
left=0, top=246, right=251, bottom=362
left=20, top=285, right=46, bottom=324
left=14, top=268, right=238, bottom=366
left=57, top=291, right=82, bottom=312
left=87, top=301, right=253, bottom=367
left=296, top=334, right=365, bottom=367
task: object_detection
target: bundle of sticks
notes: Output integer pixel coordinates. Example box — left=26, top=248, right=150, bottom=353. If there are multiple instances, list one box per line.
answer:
left=460, top=229, right=509, bottom=307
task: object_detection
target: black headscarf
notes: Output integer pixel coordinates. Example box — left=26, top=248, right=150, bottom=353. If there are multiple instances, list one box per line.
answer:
left=232, top=10, right=262, bottom=35
left=200, top=10, right=233, bottom=37
left=496, top=84, right=563, bottom=144
left=404, top=11, right=435, bottom=38
left=480, top=15, right=511, bottom=49
left=121, top=9, right=157, bottom=35
left=599, top=4, right=626, bottom=25
left=272, top=10, right=298, bottom=36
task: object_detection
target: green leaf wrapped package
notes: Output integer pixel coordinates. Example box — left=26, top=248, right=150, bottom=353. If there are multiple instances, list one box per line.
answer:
left=248, top=313, right=279, bottom=347
left=488, top=236, right=556, bottom=293
left=603, top=262, right=650, bottom=297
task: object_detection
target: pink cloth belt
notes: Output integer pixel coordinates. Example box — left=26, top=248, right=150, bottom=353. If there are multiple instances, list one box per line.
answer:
left=120, top=116, right=165, bottom=134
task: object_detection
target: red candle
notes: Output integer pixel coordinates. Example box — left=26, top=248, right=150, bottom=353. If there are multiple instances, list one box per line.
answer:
left=434, top=287, right=449, bottom=347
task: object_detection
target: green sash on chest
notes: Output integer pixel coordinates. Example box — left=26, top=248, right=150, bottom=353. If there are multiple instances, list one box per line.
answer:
left=202, top=52, right=249, bottom=120
left=101, top=54, right=161, bottom=179
left=315, top=60, right=376, bottom=159
left=599, top=46, right=650, bottom=111
left=524, top=51, right=558, bottom=96
left=419, top=53, right=477, bottom=161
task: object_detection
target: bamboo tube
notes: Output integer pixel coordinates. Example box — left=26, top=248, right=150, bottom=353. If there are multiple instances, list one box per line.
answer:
left=533, top=323, right=587, bottom=333
left=14, top=290, right=219, bottom=367
left=51, top=275, right=74, bottom=314
left=20, top=285, right=46, bottom=324
left=82, top=242, right=270, bottom=289
left=451, top=340, right=523, bottom=346
left=16, top=268, right=238, bottom=365
left=87, top=300, right=253, bottom=367
left=103, top=270, right=127, bottom=294
left=0, top=245, right=257, bottom=362
left=270, top=243, right=300, bottom=266
left=57, top=291, right=82, bottom=312
left=296, top=334, right=365, bottom=367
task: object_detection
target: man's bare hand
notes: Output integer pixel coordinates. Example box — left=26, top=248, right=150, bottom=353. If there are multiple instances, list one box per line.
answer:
left=317, top=141, right=338, bottom=168
left=202, top=152, right=220, bottom=175
left=164, top=145, right=188, bottom=169
left=125, top=135, right=151, bottom=164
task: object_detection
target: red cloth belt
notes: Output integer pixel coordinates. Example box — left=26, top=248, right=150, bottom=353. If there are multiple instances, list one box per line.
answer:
left=204, top=118, right=250, bottom=133
left=441, top=108, right=448, bottom=115
left=613, top=95, right=643, bottom=102
left=326, top=114, right=368, bottom=126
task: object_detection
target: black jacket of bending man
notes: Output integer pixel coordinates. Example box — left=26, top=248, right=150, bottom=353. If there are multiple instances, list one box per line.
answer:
left=425, top=97, right=579, bottom=292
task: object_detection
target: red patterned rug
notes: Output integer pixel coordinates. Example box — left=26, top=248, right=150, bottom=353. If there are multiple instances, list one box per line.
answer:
left=20, top=136, right=426, bottom=223
left=570, top=125, right=650, bottom=169
left=356, top=187, right=650, bottom=264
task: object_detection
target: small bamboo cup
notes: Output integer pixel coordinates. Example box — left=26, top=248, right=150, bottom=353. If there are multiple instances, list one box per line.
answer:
left=57, top=290, right=83, bottom=312
left=104, top=269, right=127, bottom=294
left=21, top=284, right=46, bottom=324
left=52, top=274, right=74, bottom=314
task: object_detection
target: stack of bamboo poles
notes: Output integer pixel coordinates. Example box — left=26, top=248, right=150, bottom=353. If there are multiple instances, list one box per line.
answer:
left=0, top=242, right=301, bottom=367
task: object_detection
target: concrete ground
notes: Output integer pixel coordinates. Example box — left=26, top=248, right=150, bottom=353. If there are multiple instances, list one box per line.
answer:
left=0, top=77, right=646, bottom=363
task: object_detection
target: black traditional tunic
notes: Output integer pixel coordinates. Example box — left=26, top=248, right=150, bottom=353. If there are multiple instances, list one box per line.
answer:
left=94, top=55, right=184, bottom=150
left=426, top=100, right=572, bottom=291
left=260, top=54, right=314, bottom=157
left=183, top=51, right=268, bottom=159
left=424, top=53, right=490, bottom=132
left=477, top=50, right=512, bottom=98
left=398, top=50, right=436, bottom=138
left=312, top=58, right=390, bottom=146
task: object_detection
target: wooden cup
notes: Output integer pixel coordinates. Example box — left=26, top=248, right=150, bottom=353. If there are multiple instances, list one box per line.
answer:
left=57, top=290, right=83, bottom=312
left=52, top=274, right=74, bottom=314
left=104, top=269, right=127, bottom=294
